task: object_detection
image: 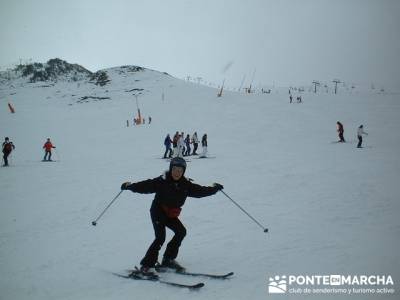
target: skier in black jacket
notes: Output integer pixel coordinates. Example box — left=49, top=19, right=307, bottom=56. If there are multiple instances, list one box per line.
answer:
left=2, top=137, right=15, bottom=166
left=121, top=157, right=223, bottom=275
left=336, top=121, right=345, bottom=142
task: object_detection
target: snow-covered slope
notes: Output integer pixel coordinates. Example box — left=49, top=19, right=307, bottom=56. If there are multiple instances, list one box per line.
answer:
left=1, top=61, right=399, bottom=300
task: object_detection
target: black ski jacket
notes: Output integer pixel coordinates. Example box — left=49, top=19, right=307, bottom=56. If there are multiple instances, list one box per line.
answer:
left=126, top=172, right=218, bottom=210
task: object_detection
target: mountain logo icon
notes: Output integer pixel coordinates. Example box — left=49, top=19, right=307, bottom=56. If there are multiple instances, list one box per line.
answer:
left=268, top=275, right=287, bottom=293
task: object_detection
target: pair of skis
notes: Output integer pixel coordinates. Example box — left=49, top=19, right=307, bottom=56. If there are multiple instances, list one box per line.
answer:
left=113, top=266, right=233, bottom=289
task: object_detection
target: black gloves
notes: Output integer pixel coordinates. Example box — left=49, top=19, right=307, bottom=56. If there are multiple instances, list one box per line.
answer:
left=121, top=182, right=131, bottom=190
left=213, top=183, right=224, bottom=191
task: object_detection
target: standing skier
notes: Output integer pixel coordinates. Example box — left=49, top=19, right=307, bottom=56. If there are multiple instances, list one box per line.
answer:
left=2, top=137, right=15, bottom=166
left=43, top=138, right=56, bottom=161
left=200, top=134, right=208, bottom=158
left=178, top=131, right=186, bottom=157
left=163, top=134, right=172, bottom=158
left=178, top=133, right=185, bottom=157
left=172, top=132, right=179, bottom=157
left=121, top=157, right=223, bottom=275
left=357, top=125, right=368, bottom=148
left=184, top=134, right=191, bottom=156
left=337, top=121, right=345, bottom=142
left=192, top=132, right=199, bottom=155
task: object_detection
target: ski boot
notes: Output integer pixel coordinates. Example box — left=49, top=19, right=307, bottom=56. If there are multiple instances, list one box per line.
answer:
left=160, top=257, right=186, bottom=272
left=129, top=266, right=158, bottom=280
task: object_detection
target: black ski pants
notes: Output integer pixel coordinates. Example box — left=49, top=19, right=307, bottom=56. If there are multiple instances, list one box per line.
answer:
left=140, top=207, right=186, bottom=268
left=44, top=150, right=52, bottom=161
left=185, top=145, right=191, bottom=156
left=192, top=143, right=198, bottom=155
left=163, top=146, right=172, bottom=158
left=338, top=132, right=345, bottom=142
left=3, top=152, right=10, bottom=166
left=357, top=135, right=363, bottom=148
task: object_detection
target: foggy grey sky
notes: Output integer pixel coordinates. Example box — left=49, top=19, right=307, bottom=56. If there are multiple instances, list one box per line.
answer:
left=1, top=0, right=399, bottom=88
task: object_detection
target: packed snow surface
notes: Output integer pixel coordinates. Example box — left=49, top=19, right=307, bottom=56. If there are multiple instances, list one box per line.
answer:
left=1, top=66, right=399, bottom=299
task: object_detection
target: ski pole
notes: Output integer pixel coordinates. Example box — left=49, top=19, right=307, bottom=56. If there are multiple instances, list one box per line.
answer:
left=220, top=190, right=268, bottom=233
left=54, top=148, right=61, bottom=161
left=91, top=190, right=123, bottom=226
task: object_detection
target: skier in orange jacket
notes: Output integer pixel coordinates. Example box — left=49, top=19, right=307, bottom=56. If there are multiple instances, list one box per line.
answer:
left=43, top=138, right=56, bottom=161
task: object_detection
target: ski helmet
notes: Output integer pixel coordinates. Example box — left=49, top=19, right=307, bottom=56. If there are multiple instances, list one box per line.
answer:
left=169, top=157, right=187, bottom=174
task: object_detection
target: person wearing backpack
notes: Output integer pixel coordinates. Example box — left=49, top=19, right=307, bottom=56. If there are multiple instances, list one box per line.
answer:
left=2, top=137, right=15, bottom=166
left=43, top=138, right=56, bottom=161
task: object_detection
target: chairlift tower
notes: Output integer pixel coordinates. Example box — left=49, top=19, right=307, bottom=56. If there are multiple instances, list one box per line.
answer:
left=312, top=81, right=320, bottom=93
left=333, top=79, right=341, bottom=94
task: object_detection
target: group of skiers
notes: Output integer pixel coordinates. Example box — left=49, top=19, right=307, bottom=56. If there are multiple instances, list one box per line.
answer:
left=1, top=137, right=56, bottom=166
left=163, top=131, right=208, bottom=159
left=132, top=116, right=151, bottom=125
left=2, top=121, right=369, bottom=167
left=289, top=95, right=302, bottom=103
left=289, top=89, right=303, bottom=103
left=336, top=122, right=368, bottom=148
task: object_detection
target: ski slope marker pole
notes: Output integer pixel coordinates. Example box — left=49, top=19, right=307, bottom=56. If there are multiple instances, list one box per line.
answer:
left=91, top=190, right=123, bottom=226
left=220, top=190, right=268, bottom=233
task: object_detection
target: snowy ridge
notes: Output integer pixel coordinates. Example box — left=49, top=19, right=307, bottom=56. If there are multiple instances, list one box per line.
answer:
left=0, top=60, right=399, bottom=300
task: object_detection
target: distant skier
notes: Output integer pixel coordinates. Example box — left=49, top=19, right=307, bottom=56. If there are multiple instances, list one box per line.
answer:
left=191, top=132, right=199, bottom=155
left=172, top=132, right=179, bottom=157
left=357, top=125, right=368, bottom=148
left=163, top=134, right=173, bottom=158
left=178, top=133, right=185, bottom=157
left=200, top=134, right=208, bottom=158
left=2, top=137, right=15, bottom=166
left=120, top=157, right=223, bottom=275
left=289, top=95, right=293, bottom=103
left=43, top=138, right=56, bottom=161
left=337, top=121, right=345, bottom=142
left=184, top=134, right=191, bottom=156
left=180, top=132, right=185, bottom=156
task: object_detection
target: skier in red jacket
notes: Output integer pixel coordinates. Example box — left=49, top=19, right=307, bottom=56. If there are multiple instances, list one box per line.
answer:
left=43, top=138, right=56, bottom=161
